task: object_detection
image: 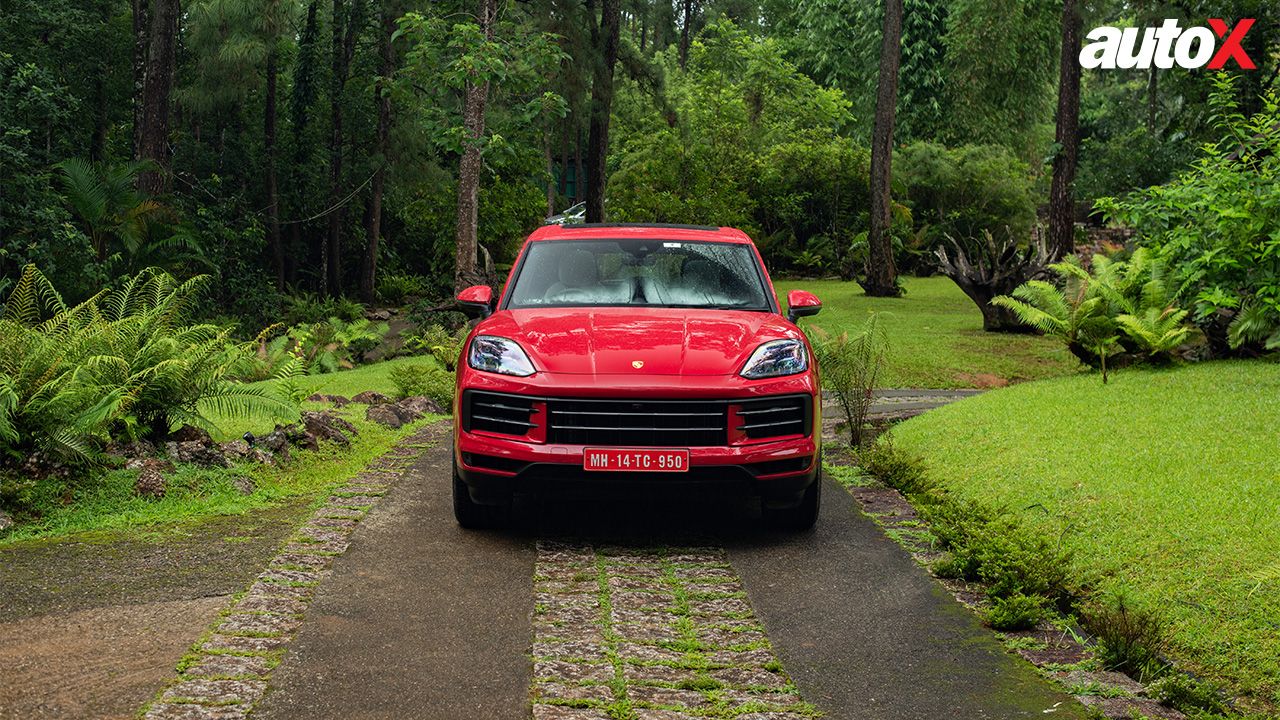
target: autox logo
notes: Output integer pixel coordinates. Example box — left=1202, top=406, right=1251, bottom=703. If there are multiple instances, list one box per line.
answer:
left=1079, top=19, right=1257, bottom=70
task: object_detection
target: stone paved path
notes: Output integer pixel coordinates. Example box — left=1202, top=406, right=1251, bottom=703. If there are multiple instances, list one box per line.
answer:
left=250, top=432, right=1083, bottom=720
left=531, top=543, right=815, bottom=720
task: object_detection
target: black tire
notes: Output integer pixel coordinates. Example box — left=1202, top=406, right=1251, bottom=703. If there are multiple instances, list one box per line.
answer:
left=763, top=471, right=822, bottom=531
left=452, top=460, right=510, bottom=529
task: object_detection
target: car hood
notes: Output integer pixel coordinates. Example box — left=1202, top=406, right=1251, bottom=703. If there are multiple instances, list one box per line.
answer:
left=476, top=308, right=802, bottom=376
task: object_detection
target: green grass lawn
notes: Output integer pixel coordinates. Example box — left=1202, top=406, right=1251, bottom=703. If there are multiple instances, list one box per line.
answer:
left=774, top=276, right=1077, bottom=388
left=891, top=361, right=1280, bottom=708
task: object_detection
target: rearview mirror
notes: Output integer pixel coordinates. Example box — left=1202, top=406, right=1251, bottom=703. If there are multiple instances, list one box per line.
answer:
left=786, top=289, right=821, bottom=324
left=457, top=285, right=494, bottom=319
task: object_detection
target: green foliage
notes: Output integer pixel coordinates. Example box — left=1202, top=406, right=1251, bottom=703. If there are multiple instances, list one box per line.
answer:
left=895, top=142, right=1037, bottom=252
left=388, top=363, right=454, bottom=410
left=993, top=250, right=1192, bottom=376
left=807, top=315, right=888, bottom=446
left=1085, top=594, right=1167, bottom=677
left=1147, top=673, right=1230, bottom=716
left=1099, top=75, right=1280, bottom=356
left=892, top=362, right=1280, bottom=704
left=985, top=592, right=1044, bottom=631
left=0, top=266, right=297, bottom=462
left=610, top=20, right=865, bottom=275
left=399, top=324, right=468, bottom=371
left=261, top=317, right=389, bottom=376
left=858, top=438, right=932, bottom=495
left=375, top=274, right=428, bottom=305
left=283, top=291, right=366, bottom=325
left=921, top=495, right=1072, bottom=608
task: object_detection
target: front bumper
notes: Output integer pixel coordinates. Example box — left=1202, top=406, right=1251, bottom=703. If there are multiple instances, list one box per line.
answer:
left=452, top=373, right=821, bottom=505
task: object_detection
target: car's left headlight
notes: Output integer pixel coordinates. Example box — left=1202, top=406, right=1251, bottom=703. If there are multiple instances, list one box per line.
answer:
left=739, top=339, right=808, bottom=379
left=468, top=335, right=536, bottom=377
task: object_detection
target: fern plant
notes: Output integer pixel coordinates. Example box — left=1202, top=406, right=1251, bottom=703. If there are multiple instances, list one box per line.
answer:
left=0, top=266, right=298, bottom=461
left=993, top=251, right=1193, bottom=378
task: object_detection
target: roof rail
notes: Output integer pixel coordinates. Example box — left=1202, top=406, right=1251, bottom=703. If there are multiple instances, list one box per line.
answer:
left=557, top=222, right=722, bottom=232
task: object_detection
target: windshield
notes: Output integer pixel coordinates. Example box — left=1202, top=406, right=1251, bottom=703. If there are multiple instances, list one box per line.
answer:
left=506, top=239, right=772, bottom=311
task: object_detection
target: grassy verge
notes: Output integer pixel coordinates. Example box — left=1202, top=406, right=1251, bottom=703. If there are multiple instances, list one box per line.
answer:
left=889, top=360, right=1280, bottom=711
left=774, top=276, right=1076, bottom=388
left=2, top=357, right=449, bottom=545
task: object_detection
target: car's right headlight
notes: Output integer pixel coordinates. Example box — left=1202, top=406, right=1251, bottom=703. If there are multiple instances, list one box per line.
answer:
left=468, top=335, right=536, bottom=377
left=739, top=339, right=808, bottom=379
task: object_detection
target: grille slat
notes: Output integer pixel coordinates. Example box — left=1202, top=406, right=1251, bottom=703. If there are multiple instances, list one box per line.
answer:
left=547, top=398, right=728, bottom=447
left=736, top=397, right=809, bottom=440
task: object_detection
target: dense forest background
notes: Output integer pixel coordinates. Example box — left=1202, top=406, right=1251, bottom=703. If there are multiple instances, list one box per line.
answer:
left=2, top=0, right=1277, bottom=329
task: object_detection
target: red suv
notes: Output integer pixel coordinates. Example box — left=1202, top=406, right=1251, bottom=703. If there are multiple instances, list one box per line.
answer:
left=452, top=224, right=823, bottom=529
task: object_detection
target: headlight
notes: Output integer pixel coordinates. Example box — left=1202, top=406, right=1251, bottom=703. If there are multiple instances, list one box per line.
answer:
left=468, top=336, right=536, bottom=377
left=739, top=339, right=808, bottom=379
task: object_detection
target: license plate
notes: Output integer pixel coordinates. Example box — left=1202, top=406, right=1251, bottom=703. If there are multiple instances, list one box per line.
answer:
left=583, top=448, right=690, bottom=472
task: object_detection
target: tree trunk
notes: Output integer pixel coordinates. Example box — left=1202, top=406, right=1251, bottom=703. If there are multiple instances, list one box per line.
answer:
left=130, top=0, right=149, bottom=157
left=325, top=0, right=364, bottom=296
left=1146, top=65, right=1157, bottom=133
left=559, top=120, right=570, bottom=197
left=574, top=122, right=584, bottom=204
left=1048, top=0, right=1082, bottom=260
left=454, top=0, right=497, bottom=293
left=859, top=0, right=903, bottom=296
left=544, top=130, right=556, bottom=217
left=265, top=48, right=284, bottom=290
left=136, top=0, right=180, bottom=196
left=586, top=0, right=621, bottom=224
left=679, top=0, right=693, bottom=69
left=361, top=5, right=395, bottom=304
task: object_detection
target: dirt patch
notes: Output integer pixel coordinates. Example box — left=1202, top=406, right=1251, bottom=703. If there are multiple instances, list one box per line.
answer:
left=0, top=501, right=308, bottom=623
left=952, top=372, right=1010, bottom=388
left=0, top=502, right=312, bottom=719
left=0, top=596, right=229, bottom=720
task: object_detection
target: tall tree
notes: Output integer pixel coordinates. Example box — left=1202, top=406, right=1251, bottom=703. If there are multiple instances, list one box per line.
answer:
left=325, top=0, right=365, bottom=296
left=859, top=0, right=903, bottom=296
left=1048, top=0, right=1082, bottom=260
left=585, top=0, right=622, bottom=223
left=264, top=0, right=290, bottom=290
left=130, top=0, right=150, bottom=156
left=361, top=3, right=396, bottom=302
left=453, top=0, right=498, bottom=292
left=135, top=0, right=180, bottom=195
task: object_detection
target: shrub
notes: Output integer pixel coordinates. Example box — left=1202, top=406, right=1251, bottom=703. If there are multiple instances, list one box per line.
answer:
left=1098, top=75, right=1280, bottom=355
left=376, top=274, right=428, bottom=305
left=807, top=315, right=888, bottom=446
left=985, top=592, right=1044, bottom=631
left=919, top=497, right=1073, bottom=608
left=399, top=324, right=468, bottom=371
left=282, top=291, right=365, bottom=325
left=0, top=266, right=297, bottom=461
left=388, top=364, right=454, bottom=411
left=993, top=249, right=1192, bottom=380
left=896, top=142, right=1038, bottom=250
left=1084, top=594, right=1168, bottom=677
left=858, top=438, right=932, bottom=495
left=1147, top=673, right=1229, bottom=715
left=259, top=317, right=389, bottom=376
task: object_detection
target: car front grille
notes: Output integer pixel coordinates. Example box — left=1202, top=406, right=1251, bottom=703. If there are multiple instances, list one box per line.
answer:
left=734, top=396, right=810, bottom=441
left=463, top=391, right=811, bottom=447
left=547, top=398, right=727, bottom=447
left=467, top=392, right=539, bottom=436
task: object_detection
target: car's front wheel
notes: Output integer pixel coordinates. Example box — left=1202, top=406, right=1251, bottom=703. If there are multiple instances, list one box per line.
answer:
left=762, top=471, right=822, bottom=531
left=452, top=459, right=510, bottom=529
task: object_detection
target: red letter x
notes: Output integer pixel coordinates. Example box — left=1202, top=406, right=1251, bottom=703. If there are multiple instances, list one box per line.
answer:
left=1208, top=18, right=1256, bottom=70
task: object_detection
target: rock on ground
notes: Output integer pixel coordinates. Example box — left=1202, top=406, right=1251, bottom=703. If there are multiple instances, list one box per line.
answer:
left=351, top=391, right=391, bottom=405
left=134, top=460, right=170, bottom=499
